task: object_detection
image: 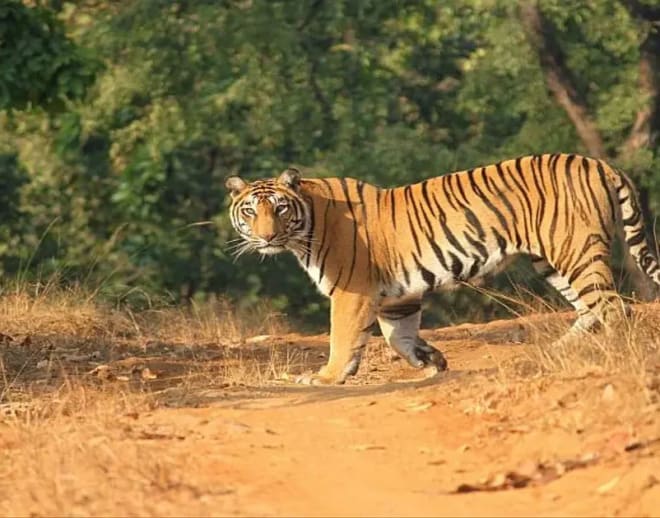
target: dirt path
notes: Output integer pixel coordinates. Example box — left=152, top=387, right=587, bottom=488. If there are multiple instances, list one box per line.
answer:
left=129, top=377, right=658, bottom=517
left=2, top=306, right=659, bottom=516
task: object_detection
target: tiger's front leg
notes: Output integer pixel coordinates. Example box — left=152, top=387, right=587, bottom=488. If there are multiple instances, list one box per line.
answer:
left=377, top=299, right=448, bottom=374
left=296, top=291, right=375, bottom=385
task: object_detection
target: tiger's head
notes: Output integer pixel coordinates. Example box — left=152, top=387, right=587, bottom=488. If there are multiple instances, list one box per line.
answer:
left=225, top=167, right=309, bottom=256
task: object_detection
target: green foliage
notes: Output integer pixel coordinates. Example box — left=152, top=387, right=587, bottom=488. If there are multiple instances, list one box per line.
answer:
left=0, top=153, right=28, bottom=275
left=0, top=0, right=658, bottom=328
left=0, top=1, right=101, bottom=111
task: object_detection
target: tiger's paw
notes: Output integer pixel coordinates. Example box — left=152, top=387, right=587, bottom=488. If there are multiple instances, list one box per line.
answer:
left=294, top=369, right=345, bottom=386
left=414, top=339, right=448, bottom=372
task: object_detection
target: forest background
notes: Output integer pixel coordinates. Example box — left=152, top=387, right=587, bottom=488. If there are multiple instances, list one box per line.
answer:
left=1, top=0, right=659, bottom=329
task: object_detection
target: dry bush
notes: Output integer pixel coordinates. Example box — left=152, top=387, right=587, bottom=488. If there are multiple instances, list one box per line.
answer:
left=132, top=297, right=287, bottom=347
left=0, top=286, right=130, bottom=339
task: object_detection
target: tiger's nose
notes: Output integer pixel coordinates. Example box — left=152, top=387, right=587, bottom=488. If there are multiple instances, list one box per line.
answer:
left=261, top=232, right=276, bottom=242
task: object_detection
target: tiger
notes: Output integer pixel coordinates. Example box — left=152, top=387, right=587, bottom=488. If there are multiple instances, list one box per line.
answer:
left=226, top=153, right=660, bottom=385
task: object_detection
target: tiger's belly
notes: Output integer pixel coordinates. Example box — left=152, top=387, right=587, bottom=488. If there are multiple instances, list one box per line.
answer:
left=384, top=246, right=511, bottom=298
left=294, top=241, right=513, bottom=299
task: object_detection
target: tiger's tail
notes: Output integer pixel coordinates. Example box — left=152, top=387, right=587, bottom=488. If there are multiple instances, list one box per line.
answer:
left=615, top=170, right=660, bottom=291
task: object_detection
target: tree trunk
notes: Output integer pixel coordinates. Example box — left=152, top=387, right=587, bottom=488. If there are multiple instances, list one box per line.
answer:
left=519, top=2, right=606, bottom=157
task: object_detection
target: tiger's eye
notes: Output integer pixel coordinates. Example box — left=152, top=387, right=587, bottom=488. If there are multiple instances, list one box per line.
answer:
left=241, top=207, right=255, bottom=217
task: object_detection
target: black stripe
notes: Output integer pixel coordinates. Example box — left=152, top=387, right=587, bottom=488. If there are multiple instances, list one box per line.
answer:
left=315, top=199, right=332, bottom=263
left=419, top=180, right=438, bottom=232
left=328, top=266, right=344, bottom=296
left=440, top=175, right=460, bottom=211
left=389, top=189, right=397, bottom=230
left=468, top=257, right=481, bottom=278
left=400, top=254, right=411, bottom=286
left=303, top=198, right=315, bottom=268
left=467, top=167, right=513, bottom=243
left=581, top=158, right=611, bottom=240
left=413, top=254, right=436, bottom=290
left=403, top=186, right=423, bottom=256
left=568, top=252, right=609, bottom=284
left=379, top=303, right=421, bottom=320
left=546, top=155, right=560, bottom=260
left=449, top=252, right=464, bottom=280
left=427, top=189, right=469, bottom=257
left=577, top=284, right=611, bottom=299
left=502, top=162, right=534, bottom=249
left=528, top=157, right=547, bottom=258
left=481, top=167, right=521, bottom=248
left=627, top=230, right=645, bottom=246
left=595, top=161, right=616, bottom=224
left=464, top=207, right=486, bottom=240
left=464, top=231, right=489, bottom=261
left=356, top=181, right=373, bottom=280
left=453, top=172, right=471, bottom=205
left=514, top=157, right=531, bottom=191
left=492, top=227, right=508, bottom=254
left=339, top=178, right=359, bottom=288
left=623, top=213, right=642, bottom=226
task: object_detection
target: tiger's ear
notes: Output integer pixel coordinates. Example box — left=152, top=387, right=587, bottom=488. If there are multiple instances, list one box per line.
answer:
left=225, top=176, right=247, bottom=198
left=277, top=167, right=301, bottom=190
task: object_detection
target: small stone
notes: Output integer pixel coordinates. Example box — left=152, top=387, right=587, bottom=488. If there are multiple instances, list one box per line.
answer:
left=141, top=367, right=157, bottom=380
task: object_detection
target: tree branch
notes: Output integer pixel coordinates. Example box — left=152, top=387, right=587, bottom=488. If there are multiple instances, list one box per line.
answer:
left=520, top=2, right=607, bottom=157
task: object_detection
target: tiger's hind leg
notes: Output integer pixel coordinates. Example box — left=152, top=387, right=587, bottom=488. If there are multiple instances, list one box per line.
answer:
left=532, top=254, right=626, bottom=344
left=532, top=257, right=598, bottom=336
left=377, top=300, right=447, bottom=372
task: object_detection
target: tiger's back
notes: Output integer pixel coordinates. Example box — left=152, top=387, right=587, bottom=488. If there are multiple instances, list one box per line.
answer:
left=300, top=154, right=636, bottom=297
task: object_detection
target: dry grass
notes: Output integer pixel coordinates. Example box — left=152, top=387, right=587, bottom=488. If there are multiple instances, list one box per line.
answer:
left=524, top=305, right=660, bottom=376
left=0, top=286, right=297, bottom=515
left=466, top=283, right=659, bottom=375
left=0, top=285, right=293, bottom=410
